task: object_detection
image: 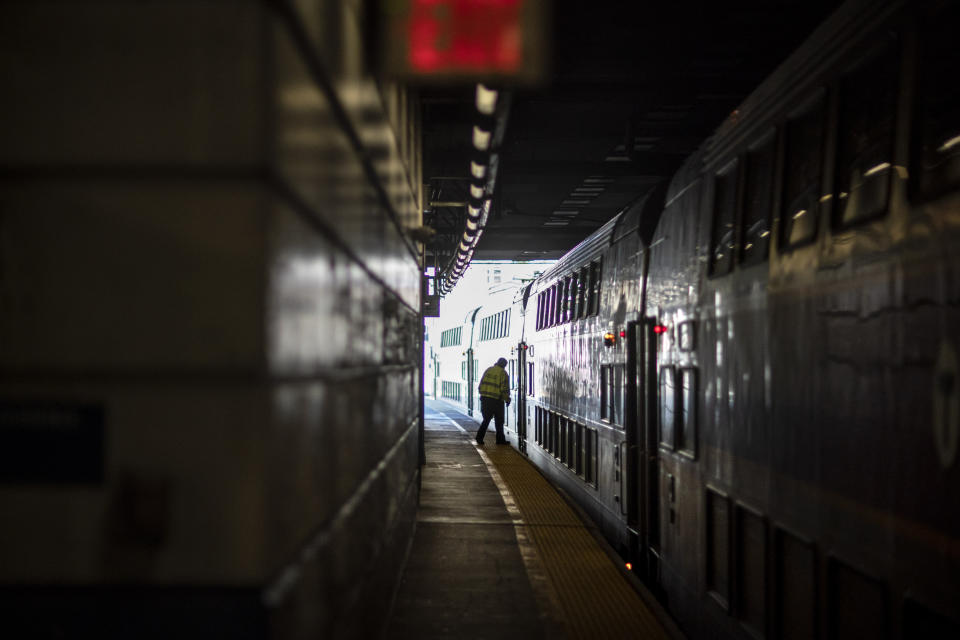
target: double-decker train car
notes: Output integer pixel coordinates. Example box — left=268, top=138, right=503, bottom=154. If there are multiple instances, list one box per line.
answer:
left=433, top=284, right=526, bottom=432
left=431, top=0, right=960, bottom=636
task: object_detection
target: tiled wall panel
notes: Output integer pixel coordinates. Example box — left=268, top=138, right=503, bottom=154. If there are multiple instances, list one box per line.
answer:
left=0, top=2, right=422, bottom=637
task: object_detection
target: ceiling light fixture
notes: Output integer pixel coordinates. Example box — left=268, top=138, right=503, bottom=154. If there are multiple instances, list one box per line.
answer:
left=476, top=84, right=498, bottom=115
left=472, top=126, right=491, bottom=151
left=470, top=161, right=486, bottom=179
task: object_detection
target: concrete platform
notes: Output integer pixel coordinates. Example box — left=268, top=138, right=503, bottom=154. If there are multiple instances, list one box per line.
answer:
left=386, top=399, right=678, bottom=639
left=386, top=400, right=556, bottom=639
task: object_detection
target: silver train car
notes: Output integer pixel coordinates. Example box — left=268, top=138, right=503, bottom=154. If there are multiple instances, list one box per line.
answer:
left=431, top=0, right=960, bottom=636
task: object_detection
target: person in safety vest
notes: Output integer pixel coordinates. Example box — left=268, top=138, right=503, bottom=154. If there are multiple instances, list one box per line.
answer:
left=476, top=357, right=510, bottom=445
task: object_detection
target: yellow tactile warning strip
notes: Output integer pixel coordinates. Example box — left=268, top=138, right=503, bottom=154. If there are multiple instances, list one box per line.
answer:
left=483, top=445, right=672, bottom=640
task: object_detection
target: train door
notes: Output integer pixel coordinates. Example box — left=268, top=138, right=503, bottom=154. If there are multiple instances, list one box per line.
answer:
left=466, top=348, right=475, bottom=416
left=517, top=343, right=527, bottom=453
left=624, top=322, right=640, bottom=550
left=628, top=318, right=661, bottom=584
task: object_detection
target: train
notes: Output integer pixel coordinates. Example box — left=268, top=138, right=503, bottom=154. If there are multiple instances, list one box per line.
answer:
left=427, top=0, right=960, bottom=637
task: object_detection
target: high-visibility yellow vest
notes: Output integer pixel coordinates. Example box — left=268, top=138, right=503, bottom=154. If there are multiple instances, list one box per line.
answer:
left=478, top=365, right=510, bottom=402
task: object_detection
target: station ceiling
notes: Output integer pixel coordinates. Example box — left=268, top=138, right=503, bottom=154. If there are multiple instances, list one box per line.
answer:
left=421, top=0, right=842, bottom=263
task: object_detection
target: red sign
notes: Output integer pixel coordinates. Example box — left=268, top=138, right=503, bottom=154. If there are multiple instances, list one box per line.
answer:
left=409, top=0, right=521, bottom=73
left=381, top=0, right=547, bottom=83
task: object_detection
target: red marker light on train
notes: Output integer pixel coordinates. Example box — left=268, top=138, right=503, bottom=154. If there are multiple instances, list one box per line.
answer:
left=619, top=330, right=626, bottom=338
left=653, top=324, right=668, bottom=334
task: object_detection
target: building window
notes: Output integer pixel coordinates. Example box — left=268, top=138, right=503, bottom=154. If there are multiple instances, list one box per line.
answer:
left=442, top=381, right=462, bottom=401
left=440, top=327, right=462, bottom=347
left=478, top=309, right=511, bottom=342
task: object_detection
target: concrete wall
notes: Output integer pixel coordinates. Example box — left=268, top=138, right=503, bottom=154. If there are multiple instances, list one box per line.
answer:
left=0, top=2, right=422, bottom=637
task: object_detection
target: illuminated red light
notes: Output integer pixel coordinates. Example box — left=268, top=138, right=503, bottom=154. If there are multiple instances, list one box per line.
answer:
left=625, top=562, right=633, bottom=571
left=619, top=330, right=626, bottom=338
left=653, top=324, right=668, bottom=334
left=407, top=0, right=523, bottom=74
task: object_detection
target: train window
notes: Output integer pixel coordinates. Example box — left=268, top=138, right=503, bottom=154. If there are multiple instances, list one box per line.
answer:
left=554, top=281, right=564, bottom=325
left=741, top=131, right=776, bottom=266
left=710, top=160, right=739, bottom=276
left=780, top=93, right=826, bottom=248
left=589, top=260, right=601, bottom=315
left=677, top=367, right=697, bottom=457
left=659, top=366, right=677, bottom=448
left=568, top=275, right=576, bottom=322
left=575, top=423, right=584, bottom=474
left=558, top=277, right=567, bottom=324
left=774, top=528, right=817, bottom=640
left=600, top=365, right=623, bottom=425
left=564, top=275, right=573, bottom=323
left=706, top=488, right=732, bottom=610
left=551, top=413, right=559, bottom=456
left=550, top=284, right=558, bottom=326
left=903, top=598, right=960, bottom=637
left=527, top=362, right=534, bottom=396
left=578, top=266, right=589, bottom=319
left=558, top=278, right=567, bottom=324
left=560, top=417, right=569, bottom=464
left=834, top=41, right=899, bottom=227
left=583, top=427, right=597, bottom=486
left=614, top=366, right=623, bottom=426
left=735, top=505, right=767, bottom=635
left=827, top=559, right=887, bottom=639
left=678, top=321, right=696, bottom=352
left=601, top=366, right=611, bottom=422
left=914, top=3, right=960, bottom=200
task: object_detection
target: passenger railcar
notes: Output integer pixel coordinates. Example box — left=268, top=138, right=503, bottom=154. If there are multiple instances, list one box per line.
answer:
left=431, top=0, right=960, bottom=636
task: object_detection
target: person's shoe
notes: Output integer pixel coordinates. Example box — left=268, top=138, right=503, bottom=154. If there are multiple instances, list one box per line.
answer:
left=476, top=438, right=484, bottom=445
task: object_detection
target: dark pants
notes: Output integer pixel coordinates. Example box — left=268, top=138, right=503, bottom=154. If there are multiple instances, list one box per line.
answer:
left=476, top=396, right=506, bottom=443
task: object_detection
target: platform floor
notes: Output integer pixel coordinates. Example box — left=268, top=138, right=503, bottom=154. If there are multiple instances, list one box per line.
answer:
left=386, top=399, right=677, bottom=639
